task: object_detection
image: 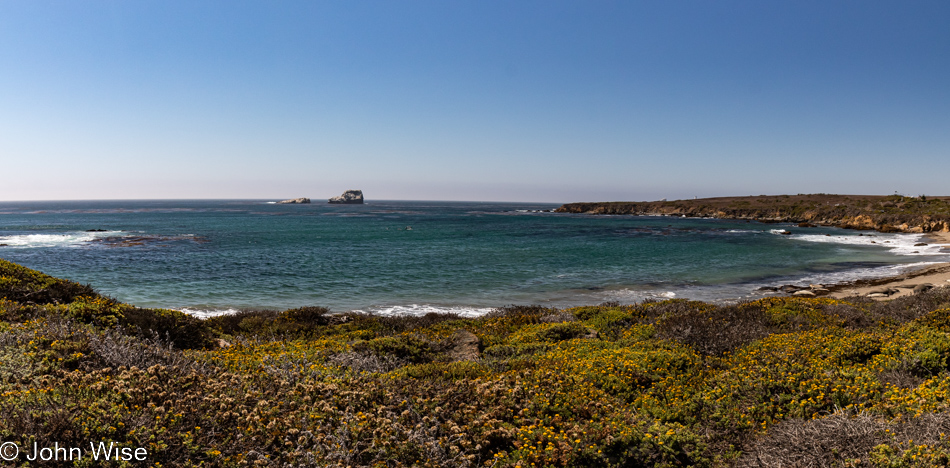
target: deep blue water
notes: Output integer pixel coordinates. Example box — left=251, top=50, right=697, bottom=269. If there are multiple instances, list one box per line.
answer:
left=1, top=200, right=947, bottom=316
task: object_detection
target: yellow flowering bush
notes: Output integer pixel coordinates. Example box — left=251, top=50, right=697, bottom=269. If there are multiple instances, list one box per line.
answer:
left=3, top=258, right=950, bottom=466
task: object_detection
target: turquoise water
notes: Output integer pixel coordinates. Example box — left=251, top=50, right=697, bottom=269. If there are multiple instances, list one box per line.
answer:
left=1, top=200, right=947, bottom=316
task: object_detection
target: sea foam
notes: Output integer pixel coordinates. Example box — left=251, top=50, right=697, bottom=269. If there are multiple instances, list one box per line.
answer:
left=356, top=304, right=494, bottom=317
left=790, top=232, right=948, bottom=257
left=0, top=231, right=124, bottom=248
left=177, top=308, right=243, bottom=319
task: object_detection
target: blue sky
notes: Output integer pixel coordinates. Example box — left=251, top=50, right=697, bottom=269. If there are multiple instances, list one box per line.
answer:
left=1, top=1, right=947, bottom=202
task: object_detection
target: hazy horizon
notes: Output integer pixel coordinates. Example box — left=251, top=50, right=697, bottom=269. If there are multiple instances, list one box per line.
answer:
left=2, top=1, right=948, bottom=203
left=4, top=193, right=946, bottom=206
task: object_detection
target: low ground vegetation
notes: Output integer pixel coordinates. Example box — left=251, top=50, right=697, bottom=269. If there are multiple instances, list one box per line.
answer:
left=557, top=194, right=950, bottom=233
left=4, top=258, right=950, bottom=466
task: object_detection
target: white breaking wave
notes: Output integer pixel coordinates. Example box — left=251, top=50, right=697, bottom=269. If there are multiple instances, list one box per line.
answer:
left=177, top=304, right=494, bottom=319
left=600, top=289, right=676, bottom=300
left=0, top=231, right=124, bottom=248
left=791, top=232, right=948, bottom=257
left=356, top=304, right=494, bottom=317
left=178, top=308, right=243, bottom=319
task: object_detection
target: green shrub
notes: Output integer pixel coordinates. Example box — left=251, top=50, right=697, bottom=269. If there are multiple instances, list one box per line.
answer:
left=916, top=307, right=950, bottom=333
left=0, top=259, right=98, bottom=305
left=483, top=343, right=550, bottom=359
left=352, top=334, right=440, bottom=364
left=509, top=322, right=595, bottom=344
left=205, top=306, right=333, bottom=338
left=576, top=306, right=639, bottom=339
left=343, top=311, right=466, bottom=337
left=655, top=303, right=772, bottom=356
left=484, top=304, right=555, bottom=325
left=537, top=322, right=592, bottom=342
left=397, top=361, right=490, bottom=380
left=120, top=307, right=215, bottom=350
left=571, top=306, right=609, bottom=321
left=52, top=296, right=128, bottom=328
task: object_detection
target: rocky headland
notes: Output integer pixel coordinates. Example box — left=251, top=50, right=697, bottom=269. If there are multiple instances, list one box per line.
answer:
left=556, top=194, right=950, bottom=233
left=558, top=194, right=950, bottom=301
left=329, top=189, right=364, bottom=204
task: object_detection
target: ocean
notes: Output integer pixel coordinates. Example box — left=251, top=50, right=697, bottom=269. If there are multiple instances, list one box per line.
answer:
left=1, top=200, right=947, bottom=317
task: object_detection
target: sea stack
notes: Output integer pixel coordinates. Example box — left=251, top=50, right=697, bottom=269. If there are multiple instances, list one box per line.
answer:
left=328, top=190, right=364, bottom=204
left=276, top=198, right=311, bottom=204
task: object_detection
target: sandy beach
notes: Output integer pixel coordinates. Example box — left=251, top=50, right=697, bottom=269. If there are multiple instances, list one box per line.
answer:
left=828, top=230, right=950, bottom=299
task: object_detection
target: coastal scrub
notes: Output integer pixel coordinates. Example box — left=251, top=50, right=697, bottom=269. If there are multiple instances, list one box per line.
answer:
left=4, top=258, right=950, bottom=466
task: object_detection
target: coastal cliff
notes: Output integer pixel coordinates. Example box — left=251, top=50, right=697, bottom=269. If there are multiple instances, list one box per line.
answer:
left=556, top=194, right=950, bottom=233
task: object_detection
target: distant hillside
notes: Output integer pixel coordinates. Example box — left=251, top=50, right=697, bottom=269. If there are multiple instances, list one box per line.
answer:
left=556, top=194, right=950, bottom=233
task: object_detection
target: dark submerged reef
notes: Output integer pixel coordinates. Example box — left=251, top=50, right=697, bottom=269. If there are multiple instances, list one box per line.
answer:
left=4, top=258, right=950, bottom=466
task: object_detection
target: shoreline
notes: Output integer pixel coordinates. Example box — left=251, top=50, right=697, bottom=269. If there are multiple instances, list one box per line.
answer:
left=557, top=195, right=950, bottom=302
left=823, top=230, right=950, bottom=300
left=825, top=261, right=950, bottom=300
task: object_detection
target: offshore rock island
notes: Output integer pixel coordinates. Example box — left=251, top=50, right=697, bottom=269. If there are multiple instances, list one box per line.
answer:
left=557, top=194, right=950, bottom=233
left=328, top=189, right=364, bottom=204
left=276, top=197, right=310, bottom=204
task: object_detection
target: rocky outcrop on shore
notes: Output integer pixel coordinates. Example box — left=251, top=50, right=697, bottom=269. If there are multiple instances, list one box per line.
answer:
left=329, top=190, right=364, bottom=204
left=446, top=330, right=481, bottom=361
left=556, top=194, right=950, bottom=234
left=276, top=198, right=311, bottom=204
left=755, top=262, right=950, bottom=301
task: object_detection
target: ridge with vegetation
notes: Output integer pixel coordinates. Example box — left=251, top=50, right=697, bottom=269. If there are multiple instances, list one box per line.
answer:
left=556, top=194, right=950, bottom=233
left=4, top=258, right=950, bottom=466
